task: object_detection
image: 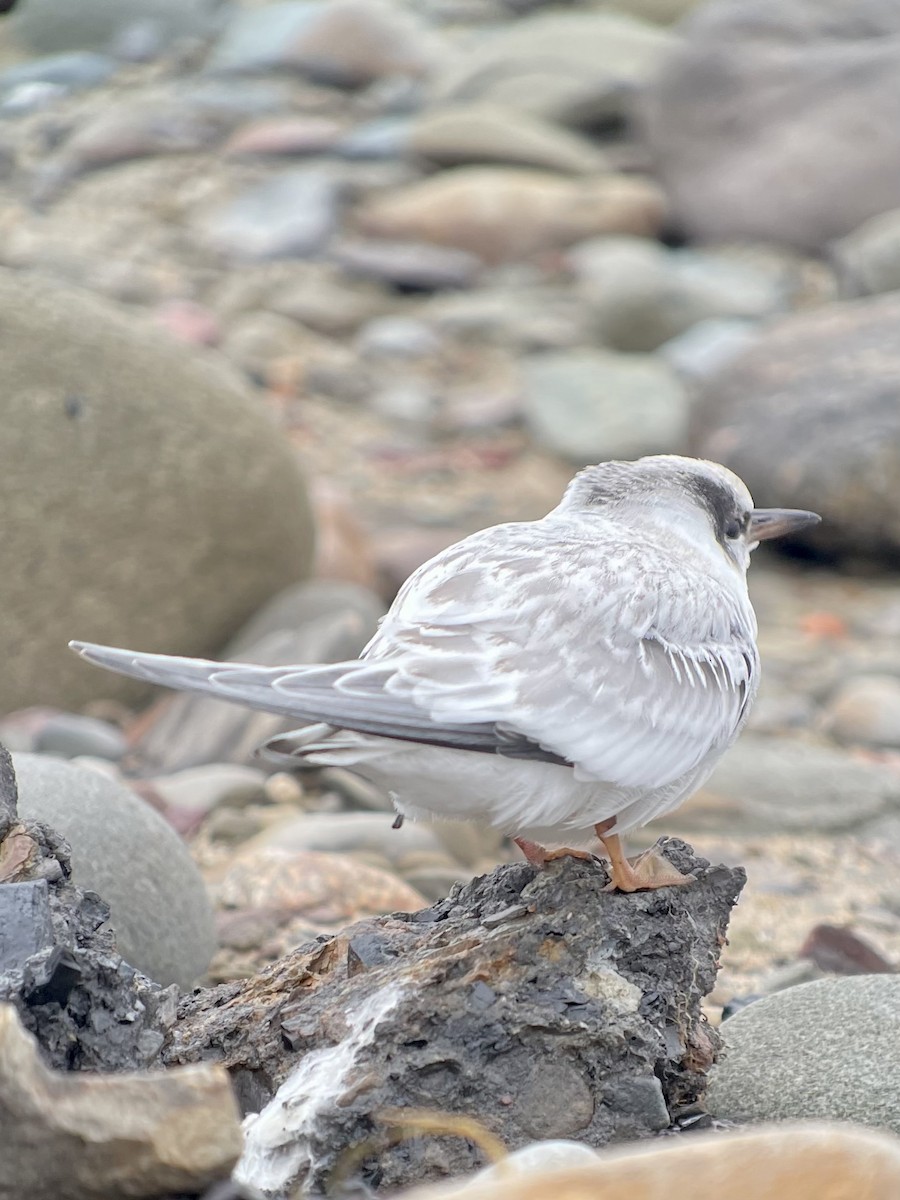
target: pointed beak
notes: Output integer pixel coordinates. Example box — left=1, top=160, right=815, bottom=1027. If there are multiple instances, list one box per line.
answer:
left=749, top=508, right=821, bottom=542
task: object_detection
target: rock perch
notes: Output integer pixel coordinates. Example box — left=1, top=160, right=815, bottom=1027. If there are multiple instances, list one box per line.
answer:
left=166, top=838, right=745, bottom=1197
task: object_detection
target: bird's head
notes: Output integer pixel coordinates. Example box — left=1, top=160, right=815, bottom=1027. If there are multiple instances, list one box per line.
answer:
left=556, top=454, right=821, bottom=574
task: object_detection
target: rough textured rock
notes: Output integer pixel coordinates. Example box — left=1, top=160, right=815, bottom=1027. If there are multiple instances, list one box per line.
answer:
left=356, top=168, right=665, bottom=264
left=14, top=753, right=216, bottom=990
left=399, top=1125, right=900, bottom=1200
left=133, top=581, right=385, bottom=773
left=0, top=1003, right=241, bottom=1200
left=0, top=270, right=313, bottom=714
left=708, top=976, right=900, bottom=1132
left=690, top=293, right=900, bottom=563
left=0, top=793, right=174, bottom=1072
left=165, top=843, right=744, bottom=1196
left=640, top=0, right=900, bottom=249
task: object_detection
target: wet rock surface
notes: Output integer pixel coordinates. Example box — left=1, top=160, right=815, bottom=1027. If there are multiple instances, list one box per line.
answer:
left=167, top=843, right=744, bottom=1195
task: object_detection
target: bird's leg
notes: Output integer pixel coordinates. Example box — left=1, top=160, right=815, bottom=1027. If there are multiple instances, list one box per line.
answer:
left=595, top=823, right=695, bottom=892
left=513, top=837, right=594, bottom=869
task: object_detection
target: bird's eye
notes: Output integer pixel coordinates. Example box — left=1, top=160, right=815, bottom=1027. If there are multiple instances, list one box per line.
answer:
left=724, top=518, right=743, bottom=539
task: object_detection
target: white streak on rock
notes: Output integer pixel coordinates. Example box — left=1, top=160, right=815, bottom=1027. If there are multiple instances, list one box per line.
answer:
left=234, top=981, right=404, bottom=1198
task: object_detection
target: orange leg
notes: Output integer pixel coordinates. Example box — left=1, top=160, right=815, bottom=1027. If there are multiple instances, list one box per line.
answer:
left=513, top=837, right=594, bottom=870
left=595, top=824, right=695, bottom=892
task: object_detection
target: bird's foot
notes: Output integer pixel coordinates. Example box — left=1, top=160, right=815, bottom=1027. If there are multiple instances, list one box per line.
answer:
left=601, top=845, right=695, bottom=893
left=513, top=837, right=595, bottom=870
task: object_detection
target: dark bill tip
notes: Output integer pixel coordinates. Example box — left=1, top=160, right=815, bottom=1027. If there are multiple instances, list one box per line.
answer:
left=750, top=507, right=822, bottom=542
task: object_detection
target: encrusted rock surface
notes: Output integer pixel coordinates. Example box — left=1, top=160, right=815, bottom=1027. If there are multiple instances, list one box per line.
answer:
left=166, top=840, right=744, bottom=1197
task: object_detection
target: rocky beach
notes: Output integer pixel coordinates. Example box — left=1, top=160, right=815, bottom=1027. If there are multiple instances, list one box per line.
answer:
left=0, top=0, right=899, bottom=1196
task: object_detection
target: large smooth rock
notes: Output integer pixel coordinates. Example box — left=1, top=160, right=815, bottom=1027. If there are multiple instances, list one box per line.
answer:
left=640, top=0, right=900, bottom=249
left=708, top=976, right=900, bottom=1131
left=9, top=0, right=227, bottom=54
left=0, top=270, right=313, bottom=713
left=690, top=293, right=900, bottom=563
left=14, top=753, right=216, bottom=989
left=356, top=168, right=665, bottom=264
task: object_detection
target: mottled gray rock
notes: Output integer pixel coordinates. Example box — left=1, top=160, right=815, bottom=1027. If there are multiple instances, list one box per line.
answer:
left=201, top=169, right=340, bottom=261
left=432, top=11, right=676, bottom=127
left=0, top=744, right=16, bottom=841
left=709, top=976, right=900, bottom=1132
left=0, top=817, right=174, bottom=1072
left=0, top=269, right=313, bottom=714
left=9, top=0, right=227, bottom=54
left=167, top=844, right=744, bottom=1195
left=640, top=0, right=900, bottom=248
left=690, top=293, right=900, bottom=564
left=134, top=581, right=385, bottom=774
left=521, top=348, right=687, bottom=462
left=14, top=753, right=215, bottom=989
left=0, top=1004, right=242, bottom=1199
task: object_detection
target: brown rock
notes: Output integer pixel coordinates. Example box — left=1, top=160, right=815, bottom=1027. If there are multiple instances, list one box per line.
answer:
left=356, top=168, right=664, bottom=264
left=0, top=1003, right=242, bottom=1200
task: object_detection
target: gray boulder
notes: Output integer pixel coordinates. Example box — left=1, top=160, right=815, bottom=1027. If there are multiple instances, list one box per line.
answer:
left=690, top=293, right=900, bottom=563
left=14, top=752, right=216, bottom=990
left=640, top=0, right=900, bottom=249
left=0, top=269, right=314, bottom=713
left=709, top=976, right=900, bottom=1132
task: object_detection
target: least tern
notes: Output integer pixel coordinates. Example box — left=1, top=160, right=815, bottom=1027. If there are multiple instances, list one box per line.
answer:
left=71, top=455, right=819, bottom=891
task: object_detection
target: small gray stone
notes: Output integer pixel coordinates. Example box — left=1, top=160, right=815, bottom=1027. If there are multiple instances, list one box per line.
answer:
left=336, top=117, right=412, bottom=160
left=356, top=316, right=442, bottom=359
left=0, top=880, right=55, bottom=972
left=201, top=170, right=340, bottom=261
left=34, top=713, right=127, bottom=762
left=708, top=976, right=900, bottom=1132
left=247, top=811, right=444, bottom=864
left=521, top=348, right=688, bottom=463
left=13, top=753, right=216, bottom=989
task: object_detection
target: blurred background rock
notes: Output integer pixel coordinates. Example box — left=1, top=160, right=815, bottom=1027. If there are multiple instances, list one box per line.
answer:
left=0, top=0, right=897, bottom=1133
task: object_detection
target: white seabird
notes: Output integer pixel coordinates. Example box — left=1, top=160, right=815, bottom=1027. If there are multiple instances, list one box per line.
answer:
left=71, top=455, right=820, bottom=892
